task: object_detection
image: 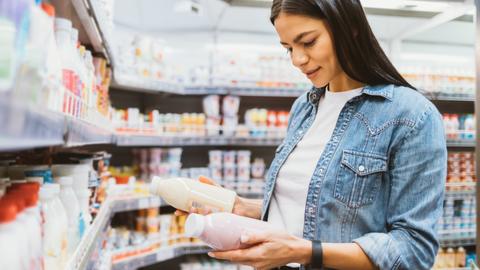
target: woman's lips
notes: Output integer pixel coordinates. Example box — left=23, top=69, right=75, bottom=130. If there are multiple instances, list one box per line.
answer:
left=306, top=67, right=321, bottom=79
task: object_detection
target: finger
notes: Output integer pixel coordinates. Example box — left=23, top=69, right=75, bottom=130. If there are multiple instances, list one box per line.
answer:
left=240, top=230, right=270, bottom=245
left=199, top=175, right=218, bottom=186
left=209, top=249, right=252, bottom=261
left=174, top=210, right=188, bottom=216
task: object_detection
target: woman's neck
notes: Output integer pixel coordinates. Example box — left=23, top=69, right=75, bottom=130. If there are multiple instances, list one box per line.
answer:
left=328, top=73, right=365, bottom=92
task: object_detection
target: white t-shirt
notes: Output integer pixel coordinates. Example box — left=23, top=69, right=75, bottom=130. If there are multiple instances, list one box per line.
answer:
left=267, top=87, right=363, bottom=239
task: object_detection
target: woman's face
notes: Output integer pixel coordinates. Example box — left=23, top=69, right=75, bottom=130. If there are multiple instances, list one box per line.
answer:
left=274, top=12, right=343, bottom=88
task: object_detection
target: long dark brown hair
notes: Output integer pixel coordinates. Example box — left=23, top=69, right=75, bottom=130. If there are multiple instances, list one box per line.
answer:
left=271, top=0, right=415, bottom=89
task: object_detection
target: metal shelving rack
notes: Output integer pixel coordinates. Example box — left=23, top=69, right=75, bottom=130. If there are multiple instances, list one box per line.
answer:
left=475, top=0, right=480, bottom=261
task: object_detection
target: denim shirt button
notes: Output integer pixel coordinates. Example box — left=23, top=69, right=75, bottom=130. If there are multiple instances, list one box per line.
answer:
left=297, top=130, right=304, bottom=136
left=358, top=165, right=366, bottom=172
left=308, top=207, right=315, bottom=214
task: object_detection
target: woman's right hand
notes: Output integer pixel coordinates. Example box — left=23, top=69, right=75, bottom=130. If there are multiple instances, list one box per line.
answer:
left=173, top=176, right=220, bottom=216
left=174, top=176, right=262, bottom=219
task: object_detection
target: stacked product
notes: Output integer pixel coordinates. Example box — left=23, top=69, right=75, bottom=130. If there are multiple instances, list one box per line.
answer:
left=0, top=161, right=102, bottom=270
left=222, top=96, right=241, bottom=137
left=132, top=148, right=183, bottom=180
left=203, top=95, right=222, bottom=136
left=438, top=196, right=475, bottom=239
left=208, top=150, right=265, bottom=194
left=0, top=0, right=112, bottom=128
left=443, top=113, right=475, bottom=142
left=401, top=66, right=475, bottom=97
left=446, top=152, right=476, bottom=191
left=433, top=246, right=475, bottom=269
left=211, top=48, right=310, bottom=89
left=244, top=109, right=289, bottom=138
left=106, top=212, right=201, bottom=262
left=114, top=108, right=207, bottom=137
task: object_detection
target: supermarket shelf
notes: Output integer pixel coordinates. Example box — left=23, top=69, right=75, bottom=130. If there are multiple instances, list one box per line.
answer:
left=445, top=190, right=476, bottom=199
left=447, top=140, right=476, bottom=148
left=113, top=72, right=308, bottom=97
left=87, top=0, right=115, bottom=64
left=115, top=135, right=284, bottom=147
left=111, top=243, right=212, bottom=270
left=424, top=92, right=475, bottom=102
left=184, top=85, right=308, bottom=97
left=111, top=195, right=163, bottom=213
left=65, top=117, right=114, bottom=147
left=68, top=0, right=113, bottom=64
left=67, top=198, right=113, bottom=270
left=0, top=99, right=65, bottom=151
left=439, top=235, right=476, bottom=247
left=112, top=73, right=187, bottom=95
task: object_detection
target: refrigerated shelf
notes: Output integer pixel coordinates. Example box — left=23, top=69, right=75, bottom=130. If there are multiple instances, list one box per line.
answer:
left=0, top=99, right=65, bottom=151
left=65, top=116, right=114, bottom=147
left=115, top=135, right=284, bottom=147
left=111, top=243, right=212, bottom=270
left=68, top=0, right=114, bottom=64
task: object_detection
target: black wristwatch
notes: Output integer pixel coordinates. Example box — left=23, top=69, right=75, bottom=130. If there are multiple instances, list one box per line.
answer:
left=311, top=240, right=323, bottom=269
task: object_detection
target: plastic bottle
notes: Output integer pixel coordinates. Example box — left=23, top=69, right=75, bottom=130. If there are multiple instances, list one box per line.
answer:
left=54, top=18, right=76, bottom=115
left=76, top=188, right=92, bottom=234
left=43, top=183, right=69, bottom=268
left=84, top=50, right=97, bottom=121
left=41, top=2, right=63, bottom=112
left=71, top=28, right=82, bottom=117
left=2, top=194, right=33, bottom=270
left=57, top=176, right=81, bottom=254
left=0, top=200, right=22, bottom=269
left=456, top=247, right=466, bottom=267
left=10, top=189, right=43, bottom=270
left=185, top=213, right=273, bottom=250
left=39, top=185, right=62, bottom=270
left=149, top=177, right=236, bottom=213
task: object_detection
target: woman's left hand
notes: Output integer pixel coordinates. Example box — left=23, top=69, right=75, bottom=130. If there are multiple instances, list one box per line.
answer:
left=208, top=230, right=312, bottom=270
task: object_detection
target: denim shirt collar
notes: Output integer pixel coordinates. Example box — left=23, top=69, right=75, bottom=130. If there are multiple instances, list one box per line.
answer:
left=307, top=84, right=394, bottom=106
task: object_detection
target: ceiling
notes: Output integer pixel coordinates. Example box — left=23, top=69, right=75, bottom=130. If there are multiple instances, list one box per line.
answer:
left=113, top=0, right=475, bottom=46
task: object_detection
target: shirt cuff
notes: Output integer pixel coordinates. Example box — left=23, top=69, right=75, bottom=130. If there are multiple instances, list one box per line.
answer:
left=353, top=232, right=402, bottom=270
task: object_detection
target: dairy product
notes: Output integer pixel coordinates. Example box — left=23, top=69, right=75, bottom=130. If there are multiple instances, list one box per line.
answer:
left=150, top=177, right=236, bottom=213
left=58, top=176, right=81, bottom=254
left=185, top=213, right=272, bottom=250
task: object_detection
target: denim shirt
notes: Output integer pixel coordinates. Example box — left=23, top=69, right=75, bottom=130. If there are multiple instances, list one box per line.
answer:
left=262, top=84, right=447, bottom=270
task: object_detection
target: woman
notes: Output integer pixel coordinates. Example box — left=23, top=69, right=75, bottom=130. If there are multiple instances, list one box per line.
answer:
left=178, top=0, right=447, bottom=269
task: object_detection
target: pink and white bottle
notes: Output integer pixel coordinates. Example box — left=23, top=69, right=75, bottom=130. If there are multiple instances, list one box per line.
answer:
left=185, top=212, right=273, bottom=251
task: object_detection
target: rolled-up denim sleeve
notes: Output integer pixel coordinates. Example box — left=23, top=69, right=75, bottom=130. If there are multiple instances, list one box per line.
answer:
left=353, top=106, right=447, bottom=270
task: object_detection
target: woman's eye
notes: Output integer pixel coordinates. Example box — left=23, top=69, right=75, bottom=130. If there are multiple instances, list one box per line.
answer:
left=286, top=48, right=292, bottom=55
left=303, top=39, right=316, bottom=48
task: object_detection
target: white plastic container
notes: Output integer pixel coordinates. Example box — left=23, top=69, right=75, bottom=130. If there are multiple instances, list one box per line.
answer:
left=150, top=177, right=236, bottom=213
left=57, top=176, right=81, bottom=254
left=0, top=200, right=22, bottom=269
left=52, top=164, right=90, bottom=193
left=4, top=193, right=35, bottom=270
left=12, top=190, right=43, bottom=270
left=54, top=18, right=76, bottom=115
left=185, top=213, right=273, bottom=250
left=43, top=183, right=69, bottom=268
left=75, top=188, right=92, bottom=238
left=40, top=186, right=63, bottom=270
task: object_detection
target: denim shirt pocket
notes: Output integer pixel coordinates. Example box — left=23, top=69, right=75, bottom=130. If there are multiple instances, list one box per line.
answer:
left=334, top=150, right=388, bottom=208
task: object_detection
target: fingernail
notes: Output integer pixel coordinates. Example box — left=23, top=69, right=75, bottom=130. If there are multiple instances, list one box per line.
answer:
left=208, top=252, right=215, bottom=258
